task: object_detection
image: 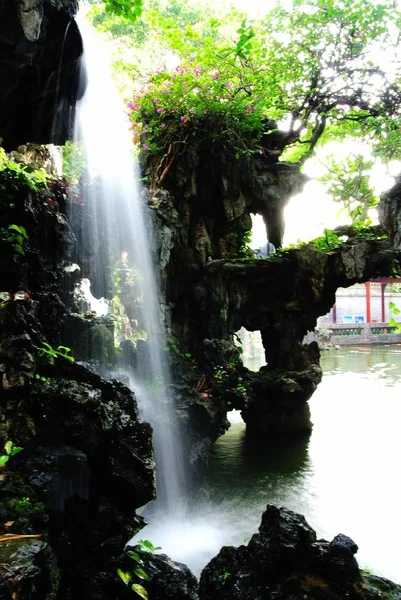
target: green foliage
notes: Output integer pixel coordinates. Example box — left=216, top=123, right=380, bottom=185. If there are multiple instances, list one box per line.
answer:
left=117, top=539, right=161, bottom=598
left=238, top=228, right=254, bottom=258
left=35, top=374, right=52, bottom=385
left=0, top=149, right=50, bottom=195
left=131, top=584, right=148, bottom=600
left=0, top=441, right=23, bottom=468
left=311, top=229, right=344, bottom=253
left=124, top=0, right=401, bottom=180
left=90, top=0, right=213, bottom=46
left=61, top=141, right=86, bottom=184
left=318, top=153, right=378, bottom=223
left=0, top=224, right=28, bottom=255
left=164, top=341, right=196, bottom=369
left=34, top=343, right=75, bottom=363
left=103, top=0, right=143, bottom=21
left=351, top=222, right=388, bottom=241
left=388, top=301, right=401, bottom=331
left=212, top=361, right=246, bottom=398
left=128, top=27, right=273, bottom=168
left=136, top=539, right=162, bottom=552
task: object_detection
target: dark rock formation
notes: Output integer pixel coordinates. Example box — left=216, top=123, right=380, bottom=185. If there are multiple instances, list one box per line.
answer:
left=378, top=174, right=401, bottom=249
left=196, top=237, right=399, bottom=434
left=150, top=191, right=400, bottom=436
left=199, top=505, right=401, bottom=600
left=146, top=131, right=401, bottom=439
left=0, top=0, right=84, bottom=150
left=0, top=159, right=155, bottom=599
left=0, top=537, right=58, bottom=600
left=122, top=547, right=200, bottom=600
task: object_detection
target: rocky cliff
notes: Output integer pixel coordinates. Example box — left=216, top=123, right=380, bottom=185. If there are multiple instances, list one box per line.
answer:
left=0, top=0, right=84, bottom=150
left=0, top=155, right=155, bottom=599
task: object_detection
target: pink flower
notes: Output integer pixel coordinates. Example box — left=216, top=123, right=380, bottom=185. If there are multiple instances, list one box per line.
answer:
left=201, top=392, right=209, bottom=398
left=156, top=108, right=164, bottom=113
left=142, top=143, right=151, bottom=151
left=180, top=116, right=189, bottom=123
left=212, top=71, right=221, bottom=80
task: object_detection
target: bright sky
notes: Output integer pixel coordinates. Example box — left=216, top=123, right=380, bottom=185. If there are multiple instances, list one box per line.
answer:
left=234, top=0, right=292, bottom=18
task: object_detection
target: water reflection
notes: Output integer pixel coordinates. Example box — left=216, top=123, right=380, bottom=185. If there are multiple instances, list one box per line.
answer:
left=143, top=346, right=401, bottom=583
left=201, top=345, right=401, bottom=583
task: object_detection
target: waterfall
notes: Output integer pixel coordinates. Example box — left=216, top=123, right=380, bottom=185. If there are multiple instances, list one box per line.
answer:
left=71, top=18, right=234, bottom=577
left=73, top=18, right=186, bottom=514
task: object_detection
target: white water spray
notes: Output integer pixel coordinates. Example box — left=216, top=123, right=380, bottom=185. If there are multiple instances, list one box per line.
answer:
left=72, top=18, right=244, bottom=577
left=74, top=18, right=186, bottom=514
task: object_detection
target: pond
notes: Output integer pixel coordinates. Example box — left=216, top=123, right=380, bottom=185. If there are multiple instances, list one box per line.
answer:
left=138, top=345, right=401, bottom=583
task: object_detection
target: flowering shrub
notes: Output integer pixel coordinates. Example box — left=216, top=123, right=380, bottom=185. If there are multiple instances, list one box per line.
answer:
left=127, top=0, right=401, bottom=186
left=128, top=58, right=270, bottom=167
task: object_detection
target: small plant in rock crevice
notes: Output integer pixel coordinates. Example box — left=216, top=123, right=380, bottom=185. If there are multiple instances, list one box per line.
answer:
left=34, top=342, right=75, bottom=363
left=0, top=224, right=28, bottom=255
left=164, top=341, right=196, bottom=370
left=117, top=539, right=161, bottom=599
left=0, top=441, right=23, bottom=468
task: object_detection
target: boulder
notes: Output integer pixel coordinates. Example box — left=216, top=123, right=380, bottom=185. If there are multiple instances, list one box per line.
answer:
left=123, top=548, right=199, bottom=600
left=199, top=505, right=401, bottom=600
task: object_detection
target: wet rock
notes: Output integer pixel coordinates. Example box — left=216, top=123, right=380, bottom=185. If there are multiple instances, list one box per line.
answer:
left=199, top=505, right=401, bottom=600
left=0, top=0, right=83, bottom=150
left=0, top=537, right=59, bottom=600
left=0, top=174, right=156, bottom=599
left=174, top=384, right=229, bottom=473
left=124, top=548, right=199, bottom=600
left=8, top=144, right=62, bottom=176
left=243, top=365, right=322, bottom=435
left=361, top=573, right=401, bottom=600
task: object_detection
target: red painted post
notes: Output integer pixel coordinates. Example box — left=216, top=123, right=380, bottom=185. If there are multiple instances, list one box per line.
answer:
left=381, top=282, right=387, bottom=323
left=365, top=282, right=371, bottom=323
left=332, top=303, right=337, bottom=324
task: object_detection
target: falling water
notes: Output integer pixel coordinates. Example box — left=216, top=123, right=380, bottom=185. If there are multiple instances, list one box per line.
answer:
left=73, top=18, right=186, bottom=513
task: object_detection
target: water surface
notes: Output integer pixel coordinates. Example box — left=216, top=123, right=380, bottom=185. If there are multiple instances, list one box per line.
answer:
left=140, top=345, right=401, bottom=583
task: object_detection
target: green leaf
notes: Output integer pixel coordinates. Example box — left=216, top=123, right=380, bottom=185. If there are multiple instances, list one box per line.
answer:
left=127, top=550, right=143, bottom=563
left=137, top=539, right=161, bottom=552
left=4, top=441, right=13, bottom=455
left=133, top=565, right=150, bottom=581
left=9, top=446, right=23, bottom=457
left=131, top=583, right=149, bottom=599
left=8, top=224, right=28, bottom=238
left=117, top=568, right=132, bottom=586
left=0, top=455, right=9, bottom=466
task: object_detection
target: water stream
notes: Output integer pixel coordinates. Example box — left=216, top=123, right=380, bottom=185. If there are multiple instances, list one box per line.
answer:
left=74, top=19, right=186, bottom=514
